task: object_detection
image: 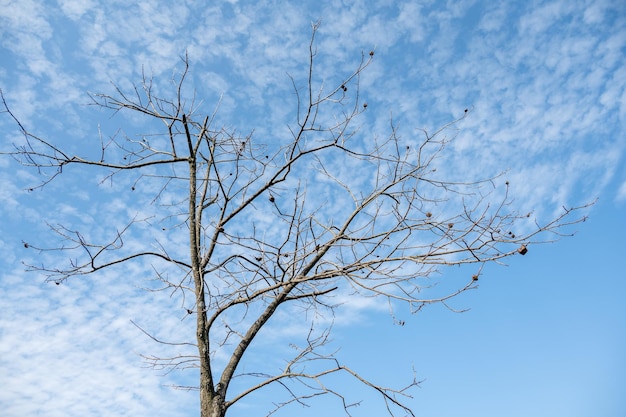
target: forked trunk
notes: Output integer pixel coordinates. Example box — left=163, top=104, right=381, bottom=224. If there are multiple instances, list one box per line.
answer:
left=201, top=388, right=225, bottom=417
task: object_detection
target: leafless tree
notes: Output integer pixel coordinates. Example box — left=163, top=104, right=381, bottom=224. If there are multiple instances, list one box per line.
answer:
left=0, top=24, right=589, bottom=417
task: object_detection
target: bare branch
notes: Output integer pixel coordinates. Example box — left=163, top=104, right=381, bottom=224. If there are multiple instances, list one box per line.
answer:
left=2, top=23, right=592, bottom=417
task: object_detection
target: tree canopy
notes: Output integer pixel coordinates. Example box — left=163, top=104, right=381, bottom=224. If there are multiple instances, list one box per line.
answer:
left=0, top=24, right=590, bottom=417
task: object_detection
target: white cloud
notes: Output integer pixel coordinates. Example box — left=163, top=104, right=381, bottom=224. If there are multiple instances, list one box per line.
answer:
left=58, top=0, right=97, bottom=20
left=0, top=267, right=197, bottom=417
left=616, top=180, right=626, bottom=202
left=1, top=0, right=625, bottom=415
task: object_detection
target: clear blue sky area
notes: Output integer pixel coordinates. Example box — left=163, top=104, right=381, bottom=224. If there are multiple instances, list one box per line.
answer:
left=1, top=1, right=624, bottom=417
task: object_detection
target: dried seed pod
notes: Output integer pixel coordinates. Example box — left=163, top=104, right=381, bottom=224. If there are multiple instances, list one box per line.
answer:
left=517, top=245, right=528, bottom=255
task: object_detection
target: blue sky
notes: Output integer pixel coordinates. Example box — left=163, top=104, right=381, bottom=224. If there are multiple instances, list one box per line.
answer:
left=0, top=1, right=625, bottom=416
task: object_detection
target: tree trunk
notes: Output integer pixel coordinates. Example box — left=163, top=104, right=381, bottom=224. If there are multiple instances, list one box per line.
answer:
left=201, top=387, right=225, bottom=417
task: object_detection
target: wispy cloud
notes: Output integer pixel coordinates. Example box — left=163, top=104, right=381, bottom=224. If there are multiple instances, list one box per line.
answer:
left=1, top=0, right=624, bottom=415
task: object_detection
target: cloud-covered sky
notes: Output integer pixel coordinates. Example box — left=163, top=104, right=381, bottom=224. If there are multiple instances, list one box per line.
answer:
left=1, top=1, right=625, bottom=416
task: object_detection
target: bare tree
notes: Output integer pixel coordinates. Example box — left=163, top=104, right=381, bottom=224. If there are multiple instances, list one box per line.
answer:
left=1, top=24, right=589, bottom=417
